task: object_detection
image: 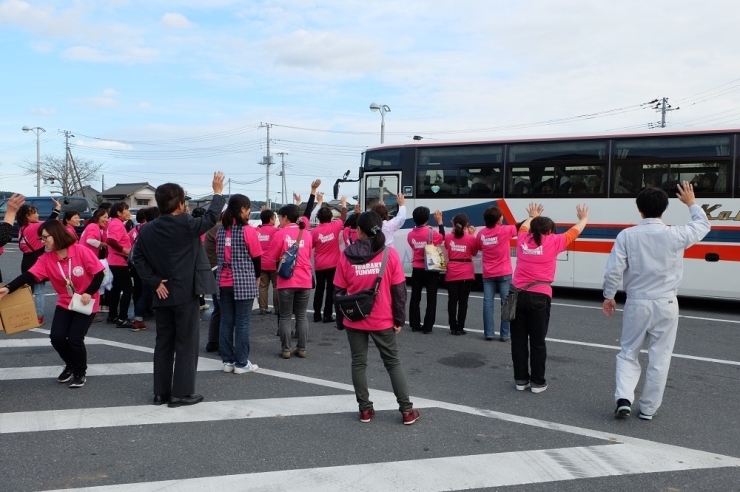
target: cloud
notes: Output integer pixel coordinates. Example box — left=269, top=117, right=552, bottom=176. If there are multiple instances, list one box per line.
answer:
left=102, top=88, right=118, bottom=97
left=264, top=30, right=382, bottom=74
left=62, top=45, right=158, bottom=64
left=76, top=139, right=132, bottom=150
left=74, top=88, right=120, bottom=108
left=161, top=12, right=194, bottom=29
left=29, top=107, right=56, bottom=115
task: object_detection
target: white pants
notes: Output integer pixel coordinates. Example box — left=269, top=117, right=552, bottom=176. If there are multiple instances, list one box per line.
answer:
left=615, top=297, right=679, bottom=416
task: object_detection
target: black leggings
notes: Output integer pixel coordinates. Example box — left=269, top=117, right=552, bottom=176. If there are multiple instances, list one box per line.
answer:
left=314, top=267, right=336, bottom=319
left=50, top=306, right=94, bottom=376
left=447, top=279, right=474, bottom=331
left=108, top=265, right=132, bottom=321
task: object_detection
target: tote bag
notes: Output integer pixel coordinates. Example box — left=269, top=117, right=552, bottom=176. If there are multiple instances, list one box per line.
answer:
left=424, top=229, right=446, bottom=272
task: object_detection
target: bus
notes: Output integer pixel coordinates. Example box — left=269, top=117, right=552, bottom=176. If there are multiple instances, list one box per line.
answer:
left=332, top=129, right=740, bottom=300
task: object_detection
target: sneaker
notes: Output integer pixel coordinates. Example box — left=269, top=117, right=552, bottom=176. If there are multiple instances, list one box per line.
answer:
left=69, top=375, right=86, bottom=388
left=200, top=303, right=210, bottom=311
left=131, top=320, right=148, bottom=331
left=639, top=411, right=655, bottom=421
left=259, top=309, right=268, bottom=315
left=515, top=381, right=531, bottom=391
left=313, top=313, right=322, bottom=322
left=281, top=350, right=291, bottom=359
left=92, top=314, right=103, bottom=323
left=531, top=382, right=548, bottom=394
left=499, top=338, right=511, bottom=343
left=359, top=409, right=375, bottom=423
left=99, top=305, right=109, bottom=313
left=234, top=361, right=259, bottom=374
left=295, top=348, right=307, bottom=358
left=106, top=316, right=118, bottom=324
left=402, top=408, right=420, bottom=425
left=116, top=319, right=133, bottom=328
left=37, top=316, right=44, bottom=326
left=222, top=362, right=235, bottom=373
left=57, top=367, right=73, bottom=383
left=615, top=399, right=631, bottom=418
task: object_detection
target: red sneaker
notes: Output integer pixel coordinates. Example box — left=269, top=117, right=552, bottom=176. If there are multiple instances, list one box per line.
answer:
left=402, top=408, right=420, bottom=425
left=37, top=316, right=44, bottom=326
left=359, top=409, right=375, bottom=423
left=131, top=320, right=148, bottom=331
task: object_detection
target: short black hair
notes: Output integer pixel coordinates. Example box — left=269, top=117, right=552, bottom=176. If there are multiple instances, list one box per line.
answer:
left=260, top=209, right=275, bottom=224
left=156, top=183, right=185, bottom=214
left=143, top=206, right=160, bottom=222
left=412, top=206, right=430, bottom=226
left=317, top=207, right=333, bottom=223
left=483, top=206, right=502, bottom=227
left=636, top=187, right=669, bottom=218
left=109, top=202, right=129, bottom=220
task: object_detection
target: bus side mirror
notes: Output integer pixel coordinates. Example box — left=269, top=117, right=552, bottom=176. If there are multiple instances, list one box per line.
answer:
left=333, top=180, right=340, bottom=200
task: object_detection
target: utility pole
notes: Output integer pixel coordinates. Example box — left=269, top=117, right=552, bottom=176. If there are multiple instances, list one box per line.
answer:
left=259, top=123, right=273, bottom=209
left=276, top=152, right=288, bottom=206
left=649, top=97, right=679, bottom=128
left=60, top=130, right=75, bottom=195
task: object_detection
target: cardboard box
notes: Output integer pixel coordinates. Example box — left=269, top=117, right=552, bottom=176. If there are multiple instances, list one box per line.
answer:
left=0, top=285, right=40, bottom=335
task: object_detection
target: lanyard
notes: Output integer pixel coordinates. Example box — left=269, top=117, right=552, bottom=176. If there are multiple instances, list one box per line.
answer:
left=57, top=257, right=75, bottom=296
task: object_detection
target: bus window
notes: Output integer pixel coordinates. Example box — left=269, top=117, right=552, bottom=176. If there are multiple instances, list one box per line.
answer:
left=365, top=175, right=399, bottom=215
left=364, top=149, right=402, bottom=170
left=613, top=162, right=729, bottom=196
left=508, top=164, right=606, bottom=196
left=418, top=145, right=503, bottom=167
left=418, top=169, right=454, bottom=197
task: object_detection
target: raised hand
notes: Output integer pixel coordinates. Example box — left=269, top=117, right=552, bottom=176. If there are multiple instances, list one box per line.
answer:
left=212, top=171, right=225, bottom=194
left=434, top=210, right=443, bottom=225
left=576, top=204, right=589, bottom=221
left=311, top=179, right=321, bottom=193
left=676, top=181, right=696, bottom=206
left=396, top=193, right=405, bottom=206
left=317, top=192, right=324, bottom=205
left=340, top=196, right=347, bottom=208
left=526, top=202, right=543, bottom=218
left=51, top=197, right=61, bottom=210
left=6, top=194, right=25, bottom=213
left=293, top=192, right=301, bottom=205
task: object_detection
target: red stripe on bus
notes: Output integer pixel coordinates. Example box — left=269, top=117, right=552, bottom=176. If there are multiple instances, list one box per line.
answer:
left=570, top=241, right=740, bottom=261
left=497, top=200, right=517, bottom=225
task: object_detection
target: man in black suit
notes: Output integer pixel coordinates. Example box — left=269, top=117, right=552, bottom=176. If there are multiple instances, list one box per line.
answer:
left=133, top=172, right=226, bottom=407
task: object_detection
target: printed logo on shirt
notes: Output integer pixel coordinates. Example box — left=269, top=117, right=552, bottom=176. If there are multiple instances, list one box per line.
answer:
left=480, top=236, right=499, bottom=246
left=318, top=233, right=335, bottom=243
left=521, top=243, right=543, bottom=255
left=450, top=242, right=467, bottom=253
left=286, top=237, right=305, bottom=248
left=224, top=237, right=232, bottom=247
left=411, top=239, right=426, bottom=249
left=73, top=266, right=84, bottom=277
left=352, top=261, right=382, bottom=275
left=258, top=234, right=270, bottom=242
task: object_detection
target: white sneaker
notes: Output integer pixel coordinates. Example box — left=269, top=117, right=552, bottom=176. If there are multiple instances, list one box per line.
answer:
left=531, top=383, right=548, bottom=394
left=222, top=363, right=235, bottom=373
left=234, top=361, right=259, bottom=374
left=515, top=381, right=531, bottom=391
left=200, top=304, right=210, bottom=311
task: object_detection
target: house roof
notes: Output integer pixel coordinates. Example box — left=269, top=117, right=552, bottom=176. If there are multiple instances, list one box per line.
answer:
left=102, top=182, right=156, bottom=197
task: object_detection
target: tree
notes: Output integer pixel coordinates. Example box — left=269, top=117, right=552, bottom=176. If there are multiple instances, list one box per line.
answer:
left=19, top=154, right=103, bottom=196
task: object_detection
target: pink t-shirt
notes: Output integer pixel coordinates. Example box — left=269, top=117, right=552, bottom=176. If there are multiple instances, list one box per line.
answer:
left=311, top=220, right=344, bottom=271
left=106, top=218, right=131, bottom=267
left=342, top=227, right=358, bottom=247
left=444, top=233, right=479, bottom=282
left=407, top=226, right=444, bottom=269
left=80, top=223, right=104, bottom=256
left=256, top=224, right=279, bottom=271
left=334, top=247, right=406, bottom=331
left=477, top=224, right=518, bottom=278
left=65, top=225, right=78, bottom=241
left=18, top=222, right=43, bottom=253
left=219, top=225, right=263, bottom=287
left=512, top=231, right=570, bottom=298
left=28, top=243, right=104, bottom=312
left=128, top=224, right=142, bottom=246
left=268, top=222, right=313, bottom=289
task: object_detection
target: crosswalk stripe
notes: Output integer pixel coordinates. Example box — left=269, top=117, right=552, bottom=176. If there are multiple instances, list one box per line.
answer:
left=47, top=440, right=740, bottom=492
left=0, top=338, right=105, bottom=348
left=0, top=359, right=224, bottom=381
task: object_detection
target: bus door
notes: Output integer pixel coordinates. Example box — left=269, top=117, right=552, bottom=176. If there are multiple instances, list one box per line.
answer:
left=361, top=172, right=402, bottom=217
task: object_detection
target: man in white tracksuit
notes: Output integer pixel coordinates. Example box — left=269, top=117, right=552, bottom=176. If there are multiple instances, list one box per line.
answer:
left=602, top=181, right=710, bottom=420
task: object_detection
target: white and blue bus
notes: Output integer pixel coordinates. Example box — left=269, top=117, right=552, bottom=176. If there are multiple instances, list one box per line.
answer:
left=333, top=129, right=740, bottom=300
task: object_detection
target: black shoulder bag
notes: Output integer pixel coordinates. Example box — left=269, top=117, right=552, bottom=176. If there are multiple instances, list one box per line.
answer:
left=501, top=281, right=551, bottom=321
left=335, top=247, right=389, bottom=322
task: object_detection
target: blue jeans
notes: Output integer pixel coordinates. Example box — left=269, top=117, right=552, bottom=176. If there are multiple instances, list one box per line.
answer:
left=218, top=287, right=254, bottom=368
left=482, top=275, right=511, bottom=339
left=33, top=281, right=46, bottom=317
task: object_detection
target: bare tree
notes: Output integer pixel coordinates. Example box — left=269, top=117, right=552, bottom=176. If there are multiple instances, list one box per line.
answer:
left=19, top=154, right=103, bottom=196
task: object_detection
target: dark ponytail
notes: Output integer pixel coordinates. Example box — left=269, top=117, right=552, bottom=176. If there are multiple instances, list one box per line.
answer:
left=530, top=216, right=557, bottom=246
left=357, top=211, right=386, bottom=253
left=452, top=213, right=468, bottom=239
left=222, top=194, right=251, bottom=228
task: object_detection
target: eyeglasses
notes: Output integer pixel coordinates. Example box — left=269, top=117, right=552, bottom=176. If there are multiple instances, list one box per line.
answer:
left=39, top=234, right=51, bottom=241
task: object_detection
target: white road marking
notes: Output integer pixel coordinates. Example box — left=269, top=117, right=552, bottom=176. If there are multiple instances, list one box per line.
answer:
left=46, top=440, right=740, bottom=492
left=0, top=359, right=224, bottom=381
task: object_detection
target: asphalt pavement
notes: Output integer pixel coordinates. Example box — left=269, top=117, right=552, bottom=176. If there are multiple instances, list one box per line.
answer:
left=1, top=244, right=739, bottom=491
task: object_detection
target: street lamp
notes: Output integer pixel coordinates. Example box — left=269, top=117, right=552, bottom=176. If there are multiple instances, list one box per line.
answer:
left=369, top=102, right=390, bottom=144
left=22, top=126, right=46, bottom=196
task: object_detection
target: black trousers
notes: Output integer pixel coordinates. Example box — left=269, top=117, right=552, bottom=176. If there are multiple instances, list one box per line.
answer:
left=447, top=279, right=473, bottom=331
left=510, top=291, right=551, bottom=386
left=49, top=306, right=94, bottom=377
left=153, top=299, right=200, bottom=397
left=409, top=268, right=440, bottom=332
left=313, top=267, right=336, bottom=319
left=108, top=265, right=132, bottom=321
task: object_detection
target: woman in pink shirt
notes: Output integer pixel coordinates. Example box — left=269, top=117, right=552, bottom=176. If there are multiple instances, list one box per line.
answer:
left=406, top=207, right=445, bottom=334
left=17, top=198, right=61, bottom=324
left=444, top=213, right=479, bottom=335
left=80, top=208, right=109, bottom=258
left=477, top=206, right=519, bottom=341
left=0, top=220, right=104, bottom=389
left=334, top=211, right=420, bottom=425
left=268, top=204, right=314, bottom=359
left=217, top=194, right=263, bottom=374
left=105, top=202, right=134, bottom=328
left=63, top=211, right=80, bottom=241
left=511, top=203, right=588, bottom=394
left=310, top=195, right=348, bottom=323
left=256, top=209, right=280, bottom=315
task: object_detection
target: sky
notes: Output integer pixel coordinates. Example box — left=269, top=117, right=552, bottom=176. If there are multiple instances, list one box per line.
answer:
left=1, top=0, right=739, bottom=202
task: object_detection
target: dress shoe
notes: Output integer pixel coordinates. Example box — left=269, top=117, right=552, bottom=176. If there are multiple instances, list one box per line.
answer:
left=322, top=316, right=335, bottom=323
left=168, top=394, right=204, bottom=408
left=313, top=313, right=322, bottom=322
left=153, top=394, right=170, bottom=405
left=205, top=342, right=219, bottom=353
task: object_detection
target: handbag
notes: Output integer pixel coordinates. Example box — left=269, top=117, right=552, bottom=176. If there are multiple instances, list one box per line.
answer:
left=277, top=227, right=305, bottom=280
left=501, top=281, right=551, bottom=321
left=335, top=248, right=389, bottom=322
left=68, top=293, right=94, bottom=315
left=424, top=229, right=446, bottom=272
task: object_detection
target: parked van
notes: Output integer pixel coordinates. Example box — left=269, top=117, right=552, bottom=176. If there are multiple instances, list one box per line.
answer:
left=0, top=195, right=96, bottom=238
